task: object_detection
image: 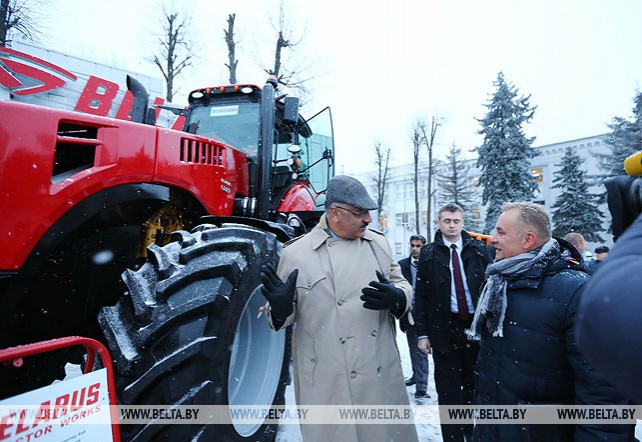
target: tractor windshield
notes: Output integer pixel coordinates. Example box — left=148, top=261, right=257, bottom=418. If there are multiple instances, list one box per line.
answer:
left=184, top=101, right=260, bottom=157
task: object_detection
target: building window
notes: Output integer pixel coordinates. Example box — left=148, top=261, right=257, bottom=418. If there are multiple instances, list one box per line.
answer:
left=419, top=179, right=427, bottom=198
left=395, top=183, right=404, bottom=200
left=531, top=167, right=544, bottom=183
left=395, top=242, right=403, bottom=256
left=396, top=212, right=410, bottom=227
left=404, top=182, right=413, bottom=200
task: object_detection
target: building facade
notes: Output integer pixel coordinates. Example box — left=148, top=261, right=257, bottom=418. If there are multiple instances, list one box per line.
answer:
left=355, top=134, right=611, bottom=260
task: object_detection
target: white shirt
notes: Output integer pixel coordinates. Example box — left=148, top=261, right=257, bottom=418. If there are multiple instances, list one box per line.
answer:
left=442, top=237, right=475, bottom=314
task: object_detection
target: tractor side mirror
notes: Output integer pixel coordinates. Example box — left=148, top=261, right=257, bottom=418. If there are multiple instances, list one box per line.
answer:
left=283, top=97, right=299, bottom=125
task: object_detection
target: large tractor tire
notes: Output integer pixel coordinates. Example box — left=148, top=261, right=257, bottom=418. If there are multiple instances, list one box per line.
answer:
left=99, top=224, right=291, bottom=441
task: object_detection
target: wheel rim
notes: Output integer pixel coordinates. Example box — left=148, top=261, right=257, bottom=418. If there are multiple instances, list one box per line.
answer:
left=228, top=285, right=287, bottom=436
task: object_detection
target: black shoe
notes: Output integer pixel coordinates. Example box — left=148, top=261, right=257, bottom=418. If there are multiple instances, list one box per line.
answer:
left=405, top=378, right=415, bottom=386
left=414, top=390, right=429, bottom=398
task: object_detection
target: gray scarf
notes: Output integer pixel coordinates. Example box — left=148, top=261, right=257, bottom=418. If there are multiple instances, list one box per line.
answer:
left=466, top=239, right=559, bottom=340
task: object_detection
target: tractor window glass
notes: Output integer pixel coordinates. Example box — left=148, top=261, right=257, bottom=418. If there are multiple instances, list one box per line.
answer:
left=300, top=107, right=334, bottom=193
left=185, top=102, right=260, bottom=157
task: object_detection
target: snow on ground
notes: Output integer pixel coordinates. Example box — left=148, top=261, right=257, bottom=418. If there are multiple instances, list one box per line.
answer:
left=275, top=322, right=642, bottom=441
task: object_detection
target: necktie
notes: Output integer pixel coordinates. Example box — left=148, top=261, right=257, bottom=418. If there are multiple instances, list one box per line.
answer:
left=451, top=244, right=471, bottom=322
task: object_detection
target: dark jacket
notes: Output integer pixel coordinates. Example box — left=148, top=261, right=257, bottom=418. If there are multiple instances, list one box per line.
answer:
left=398, top=256, right=413, bottom=286
left=586, top=258, right=601, bottom=274
left=578, top=213, right=642, bottom=405
left=414, top=230, right=493, bottom=352
left=473, top=238, right=633, bottom=442
left=398, top=256, right=414, bottom=332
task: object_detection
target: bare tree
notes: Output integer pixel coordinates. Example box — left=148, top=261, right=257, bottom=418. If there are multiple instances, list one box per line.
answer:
left=411, top=122, right=423, bottom=233
left=262, top=1, right=313, bottom=101
left=0, top=0, right=41, bottom=46
left=418, top=116, right=440, bottom=238
left=224, top=13, right=238, bottom=84
left=436, top=144, right=482, bottom=232
left=148, top=7, right=194, bottom=102
left=372, top=141, right=391, bottom=229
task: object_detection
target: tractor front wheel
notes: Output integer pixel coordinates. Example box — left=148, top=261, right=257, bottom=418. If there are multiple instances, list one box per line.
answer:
left=99, top=224, right=290, bottom=441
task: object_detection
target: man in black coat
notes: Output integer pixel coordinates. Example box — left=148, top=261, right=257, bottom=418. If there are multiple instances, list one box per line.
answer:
left=414, top=203, right=493, bottom=442
left=398, top=234, right=429, bottom=398
left=586, top=245, right=609, bottom=274
left=469, top=202, right=633, bottom=442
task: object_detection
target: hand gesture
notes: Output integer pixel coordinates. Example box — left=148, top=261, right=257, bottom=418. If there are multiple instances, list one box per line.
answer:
left=360, top=270, right=406, bottom=312
left=260, top=264, right=298, bottom=320
left=418, top=337, right=432, bottom=355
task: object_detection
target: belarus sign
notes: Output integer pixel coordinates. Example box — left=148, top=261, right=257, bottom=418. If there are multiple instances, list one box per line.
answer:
left=0, top=368, right=113, bottom=442
left=0, top=40, right=182, bottom=129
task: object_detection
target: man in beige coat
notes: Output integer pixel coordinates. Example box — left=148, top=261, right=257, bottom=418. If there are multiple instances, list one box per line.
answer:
left=261, top=175, right=418, bottom=442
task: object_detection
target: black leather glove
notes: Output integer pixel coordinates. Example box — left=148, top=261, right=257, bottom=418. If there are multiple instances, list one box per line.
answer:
left=260, top=264, right=298, bottom=320
left=360, top=270, right=406, bottom=312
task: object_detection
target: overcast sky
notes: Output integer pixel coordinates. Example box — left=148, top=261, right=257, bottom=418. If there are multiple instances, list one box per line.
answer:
left=43, top=0, right=642, bottom=174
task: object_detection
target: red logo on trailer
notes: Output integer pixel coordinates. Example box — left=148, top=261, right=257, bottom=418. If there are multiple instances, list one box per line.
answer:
left=0, top=45, right=77, bottom=95
left=0, top=45, right=184, bottom=129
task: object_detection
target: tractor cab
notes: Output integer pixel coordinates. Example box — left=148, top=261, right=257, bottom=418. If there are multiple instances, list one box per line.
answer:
left=182, top=78, right=334, bottom=224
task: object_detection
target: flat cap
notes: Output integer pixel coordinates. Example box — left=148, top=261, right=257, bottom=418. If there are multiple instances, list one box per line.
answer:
left=594, top=246, right=610, bottom=254
left=325, top=175, right=377, bottom=210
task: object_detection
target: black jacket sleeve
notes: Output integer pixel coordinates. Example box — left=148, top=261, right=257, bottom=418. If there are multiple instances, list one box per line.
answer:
left=577, top=213, right=642, bottom=405
left=413, top=248, right=431, bottom=338
left=567, top=286, right=635, bottom=441
left=397, top=257, right=412, bottom=332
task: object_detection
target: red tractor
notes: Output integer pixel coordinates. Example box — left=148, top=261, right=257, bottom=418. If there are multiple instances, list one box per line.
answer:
left=0, top=75, right=334, bottom=441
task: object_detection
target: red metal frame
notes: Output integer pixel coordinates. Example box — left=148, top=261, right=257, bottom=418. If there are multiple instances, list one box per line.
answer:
left=0, top=336, right=121, bottom=441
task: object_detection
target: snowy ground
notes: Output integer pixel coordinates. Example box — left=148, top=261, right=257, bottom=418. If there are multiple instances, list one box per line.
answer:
left=275, top=323, right=642, bottom=441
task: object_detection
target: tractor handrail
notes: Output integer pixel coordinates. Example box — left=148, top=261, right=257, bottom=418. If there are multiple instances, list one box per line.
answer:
left=0, top=336, right=121, bottom=441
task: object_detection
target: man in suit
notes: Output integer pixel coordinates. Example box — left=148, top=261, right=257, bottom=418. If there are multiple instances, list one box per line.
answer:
left=414, top=203, right=493, bottom=442
left=398, top=234, right=429, bottom=399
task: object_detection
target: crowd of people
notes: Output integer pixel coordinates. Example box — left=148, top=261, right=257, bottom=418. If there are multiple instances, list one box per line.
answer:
left=259, top=174, right=635, bottom=442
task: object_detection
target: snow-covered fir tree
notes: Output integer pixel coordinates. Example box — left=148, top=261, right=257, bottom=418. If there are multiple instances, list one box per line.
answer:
left=436, top=145, right=482, bottom=232
left=475, top=72, right=538, bottom=233
left=597, top=90, right=642, bottom=177
left=550, top=146, right=604, bottom=242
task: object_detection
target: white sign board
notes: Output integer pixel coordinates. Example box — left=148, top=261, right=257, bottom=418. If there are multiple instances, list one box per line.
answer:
left=0, top=368, right=113, bottom=442
left=210, top=105, right=239, bottom=117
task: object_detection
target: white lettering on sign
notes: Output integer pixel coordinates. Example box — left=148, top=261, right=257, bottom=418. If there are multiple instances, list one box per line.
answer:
left=210, top=105, right=239, bottom=117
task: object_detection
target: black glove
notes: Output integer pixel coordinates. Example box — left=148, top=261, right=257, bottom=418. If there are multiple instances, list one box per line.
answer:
left=360, top=270, right=406, bottom=312
left=260, top=264, right=298, bottom=320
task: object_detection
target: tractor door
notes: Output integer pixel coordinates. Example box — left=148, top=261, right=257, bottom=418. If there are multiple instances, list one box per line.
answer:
left=271, top=106, right=334, bottom=204
left=300, top=106, right=334, bottom=199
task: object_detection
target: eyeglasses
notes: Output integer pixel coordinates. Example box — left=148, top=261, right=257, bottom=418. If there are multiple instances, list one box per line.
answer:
left=333, top=204, right=370, bottom=218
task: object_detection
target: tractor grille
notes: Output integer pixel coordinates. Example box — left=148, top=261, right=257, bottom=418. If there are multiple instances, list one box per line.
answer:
left=180, top=138, right=224, bottom=165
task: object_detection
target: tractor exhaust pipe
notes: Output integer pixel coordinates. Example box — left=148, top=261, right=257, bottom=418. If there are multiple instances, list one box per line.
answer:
left=126, top=75, right=152, bottom=124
